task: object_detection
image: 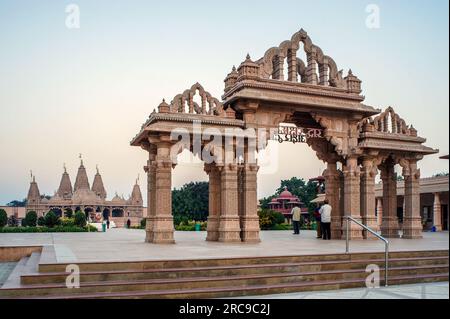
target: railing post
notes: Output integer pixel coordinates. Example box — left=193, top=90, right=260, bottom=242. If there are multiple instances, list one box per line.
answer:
left=345, top=217, right=349, bottom=254
left=385, top=242, right=389, bottom=287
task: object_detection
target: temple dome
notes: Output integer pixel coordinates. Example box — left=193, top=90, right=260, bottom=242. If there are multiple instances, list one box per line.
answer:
left=49, top=192, right=64, bottom=204
left=279, top=187, right=295, bottom=199
left=72, top=188, right=102, bottom=205
left=111, top=193, right=126, bottom=204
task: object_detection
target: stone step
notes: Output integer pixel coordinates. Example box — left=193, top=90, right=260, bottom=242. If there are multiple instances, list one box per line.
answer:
left=1, top=257, right=29, bottom=289
left=10, top=273, right=450, bottom=299
left=21, top=256, right=449, bottom=285
left=37, top=250, right=449, bottom=273
left=1, top=264, right=447, bottom=297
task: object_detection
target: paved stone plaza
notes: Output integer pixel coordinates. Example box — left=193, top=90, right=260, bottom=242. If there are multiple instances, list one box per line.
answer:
left=233, top=282, right=449, bottom=299
left=0, top=230, right=448, bottom=264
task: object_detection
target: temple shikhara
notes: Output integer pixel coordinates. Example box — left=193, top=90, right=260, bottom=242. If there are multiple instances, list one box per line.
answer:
left=25, top=159, right=144, bottom=227
left=132, top=28, right=438, bottom=244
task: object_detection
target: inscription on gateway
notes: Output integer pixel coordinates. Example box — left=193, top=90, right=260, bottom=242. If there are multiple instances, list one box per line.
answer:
left=272, top=126, right=324, bottom=144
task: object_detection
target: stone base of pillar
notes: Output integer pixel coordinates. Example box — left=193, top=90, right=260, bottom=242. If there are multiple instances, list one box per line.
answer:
left=145, top=216, right=175, bottom=244
left=240, top=217, right=261, bottom=243
left=206, top=217, right=220, bottom=242
left=363, top=217, right=380, bottom=240
left=218, top=217, right=241, bottom=243
left=341, top=218, right=363, bottom=240
left=331, top=217, right=342, bottom=239
left=381, top=217, right=400, bottom=238
left=402, top=217, right=423, bottom=239
left=144, top=217, right=154, bottom=242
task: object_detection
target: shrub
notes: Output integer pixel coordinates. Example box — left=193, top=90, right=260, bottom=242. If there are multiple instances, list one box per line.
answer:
left=24, top=211, right=37, bottom=227
left=271, top=223, right=293, bottom=231
left=37, top=216, right=45, bottom=226
left=7, top=215, right=19, bottom=227
left=74, top=211, right=86, bottom=228
left=0, top=225, right=98, bottom=233
left=60, top=218, right=75, bottom=227
left=258, top=209, right=286, bottom=230
left=43, top=211, right=60, bottom=228
left=65, top=210, right=73, bottom=219
left=140, top=218, right=146, bottom=228
left=272, top=212, right=285, bottom=225
left=0, top=209, right=8, bottom=228
left=174, top=221, right=207, bottom=231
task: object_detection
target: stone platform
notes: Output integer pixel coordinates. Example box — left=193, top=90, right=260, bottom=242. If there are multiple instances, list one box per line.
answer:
left=0, top=230, right=448, bottom=264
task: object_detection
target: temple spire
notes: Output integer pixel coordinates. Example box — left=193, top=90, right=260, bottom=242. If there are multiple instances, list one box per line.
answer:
left=74, top=157, right=90, bottom=191
left=57, top=164, right=73, bottom=198
left=92, top=165, right=107, bottom=200
left=27, top=174, right=41, bottom=204
left=130, top=177, right=143, bottom=205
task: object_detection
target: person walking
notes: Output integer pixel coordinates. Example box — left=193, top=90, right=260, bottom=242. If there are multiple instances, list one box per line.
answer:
left=106, top=219, right=110, bottom=230
left=319, top=200, right=332, bottom=240
left=291, top=204, right=301, bottom=235
left=314, top=206, right=322, bottom=239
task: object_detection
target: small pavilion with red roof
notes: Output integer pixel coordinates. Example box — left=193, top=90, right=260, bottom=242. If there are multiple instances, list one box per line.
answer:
left=268, top=187, right=309, bottom=223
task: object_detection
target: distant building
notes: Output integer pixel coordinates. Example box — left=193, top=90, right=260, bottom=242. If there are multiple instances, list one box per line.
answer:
left=25, top=159, right=144, bottom=227
left=0, top=206, right=26, bottom=219
left=374, top=175, right=449, bottom=231
left=268, top=187, right=309, bottom=222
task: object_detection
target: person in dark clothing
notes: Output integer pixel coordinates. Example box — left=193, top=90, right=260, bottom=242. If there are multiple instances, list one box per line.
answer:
left=126, top=219, right=131, bottom=229
left=106, top=219, right=110, bottom=229
left=314, top=206, right=322, bottom=239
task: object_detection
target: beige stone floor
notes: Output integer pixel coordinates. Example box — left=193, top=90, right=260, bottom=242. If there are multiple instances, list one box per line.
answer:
left=0, top=229, right=448, bottom=264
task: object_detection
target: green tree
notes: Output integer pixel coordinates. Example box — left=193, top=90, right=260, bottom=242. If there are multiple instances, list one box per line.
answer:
left=172, top=182, right=209, bottom=224
left=0, top=209, right=7, bottom=228
left=74, top=211, right=86, bottom=228
left=24, top=211, right=37, bottom=227
left=43, top=211, right=60, bottom=228
left=6, top=199, right=27, bottom=207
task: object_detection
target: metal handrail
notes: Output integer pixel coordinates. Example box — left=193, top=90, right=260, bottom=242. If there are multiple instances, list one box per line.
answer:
left=344, top=216, right=389, bottom=287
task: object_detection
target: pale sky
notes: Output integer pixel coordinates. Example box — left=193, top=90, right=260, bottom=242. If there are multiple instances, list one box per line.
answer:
left=0, top=0, right=448, bottom=205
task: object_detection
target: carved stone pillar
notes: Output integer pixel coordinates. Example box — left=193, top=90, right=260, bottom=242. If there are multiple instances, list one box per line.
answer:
left=433, top=193, right=442, bottom=232
left=323, top=161, right=341, bottom=239
left=218, top=164, right=242, bottom=242
left=402, top=160, right=423, bottom=239
left=306, top=52, right=318, bottom=85
left=148, top=140, right=175, bottom=244
left=380, top=158, right=400, bottom=238
left=376, top=198, right=383, bottom=228
left=342, top=157, right=363, bottom=239
left=360, top=158, right=379, bottom=239
left=240, top=163, right=261, bottom=243
left=287, top=49, right=298, bottom=82
left=144, top=145, right=157, bottom=243
left=205, top=164, right=221, bottom=241
left=319, top=64, right=328, bottom=86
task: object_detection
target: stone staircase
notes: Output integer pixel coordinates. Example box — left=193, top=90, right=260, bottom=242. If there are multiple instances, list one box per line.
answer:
left=0, top=250, right=447, bottom=299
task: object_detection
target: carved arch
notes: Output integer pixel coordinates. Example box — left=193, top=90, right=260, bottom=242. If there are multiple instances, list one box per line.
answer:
left=256, top=29, right=345, bottom=88
left=169, top=83, right=226, bottom=117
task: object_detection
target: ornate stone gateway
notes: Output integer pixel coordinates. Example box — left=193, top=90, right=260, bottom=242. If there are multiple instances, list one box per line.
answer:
left=131, top=29, right=437, bottom=244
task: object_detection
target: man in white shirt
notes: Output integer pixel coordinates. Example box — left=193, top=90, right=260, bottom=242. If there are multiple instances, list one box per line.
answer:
left=291, top=204, right=301, bottom=235
left=319, top=200, right=332, bottom=240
